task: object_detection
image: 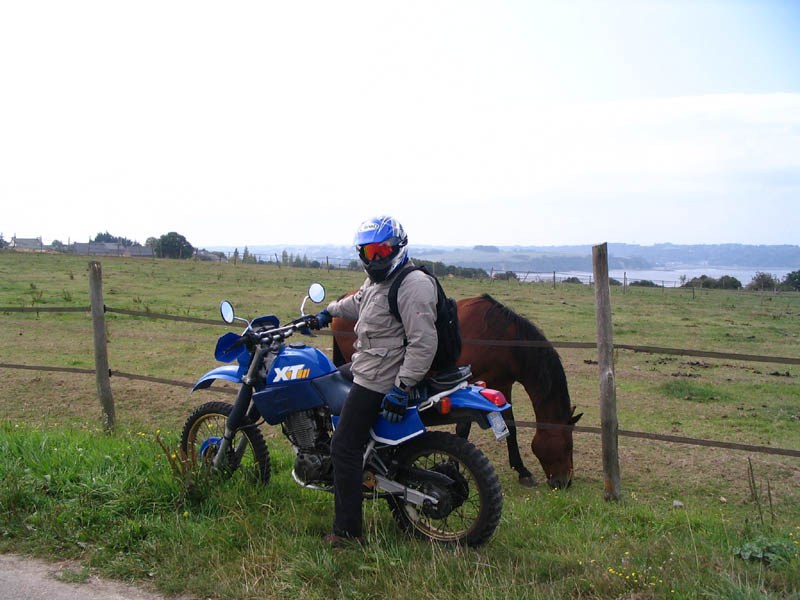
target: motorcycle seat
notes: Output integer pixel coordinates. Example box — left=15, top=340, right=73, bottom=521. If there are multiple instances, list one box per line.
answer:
left=426, top=365, right=472, bottom=396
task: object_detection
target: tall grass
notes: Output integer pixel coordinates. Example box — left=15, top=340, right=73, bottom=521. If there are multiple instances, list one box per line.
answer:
left=1, top=422, right=798, bottom=599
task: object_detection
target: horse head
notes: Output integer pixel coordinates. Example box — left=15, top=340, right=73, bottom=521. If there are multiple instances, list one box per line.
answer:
left=531, top=406, right=583, bottom=489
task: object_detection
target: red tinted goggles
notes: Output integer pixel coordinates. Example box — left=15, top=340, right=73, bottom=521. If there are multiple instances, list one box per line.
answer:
left=360, top=242, right=394, bottom=261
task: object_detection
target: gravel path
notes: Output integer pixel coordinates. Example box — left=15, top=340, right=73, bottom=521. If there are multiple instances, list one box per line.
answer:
left=0, top=554, right=190, bottom=600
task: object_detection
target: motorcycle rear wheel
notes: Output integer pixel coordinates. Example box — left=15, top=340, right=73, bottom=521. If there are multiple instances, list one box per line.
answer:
left=387, top=431, right=502, bottom=546
left=180, top=401, right=271, bottom=483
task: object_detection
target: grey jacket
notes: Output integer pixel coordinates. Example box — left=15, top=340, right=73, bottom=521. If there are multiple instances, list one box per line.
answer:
left=326, top=263, right=438, bottom=394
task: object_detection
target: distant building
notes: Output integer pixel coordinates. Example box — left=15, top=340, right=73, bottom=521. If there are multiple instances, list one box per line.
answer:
left=73, top=242, right=124, bottom=255
left=72, top=242, right=153, bottom=258
left=10, top=236, right=44, bottom=251
left=195, top=249, right=228, bottom=262
left=125, top=246, right=155, bottom=258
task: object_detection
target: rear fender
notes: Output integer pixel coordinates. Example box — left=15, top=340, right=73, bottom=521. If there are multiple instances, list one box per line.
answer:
left=420, top=386, right=509, bottom=430
left=447, top=386, right=510, bottom=412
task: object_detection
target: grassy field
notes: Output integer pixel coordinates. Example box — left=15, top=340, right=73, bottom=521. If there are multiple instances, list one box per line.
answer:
left=1, top=250, right=799, bottom=599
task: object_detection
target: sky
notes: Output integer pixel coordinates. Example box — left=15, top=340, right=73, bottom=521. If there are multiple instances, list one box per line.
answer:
left=2, top=1, right=799, bottom=249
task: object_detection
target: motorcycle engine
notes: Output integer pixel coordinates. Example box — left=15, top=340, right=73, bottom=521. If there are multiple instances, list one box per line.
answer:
left=283, top=408, right=333, bottom=485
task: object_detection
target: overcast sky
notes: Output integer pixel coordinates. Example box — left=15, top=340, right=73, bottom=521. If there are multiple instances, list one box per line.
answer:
left=2, top=1, right=799, bottom=248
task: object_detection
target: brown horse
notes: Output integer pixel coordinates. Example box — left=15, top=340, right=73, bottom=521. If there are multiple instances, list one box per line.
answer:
left=331, top=293, right=582, bottom=489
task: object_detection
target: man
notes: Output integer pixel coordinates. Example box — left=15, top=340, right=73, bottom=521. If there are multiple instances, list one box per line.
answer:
left=312, top=215, right=438, bottom=548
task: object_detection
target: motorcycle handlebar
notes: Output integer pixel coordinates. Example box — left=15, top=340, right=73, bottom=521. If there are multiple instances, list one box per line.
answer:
left=255, top=316, right=313, bottom=343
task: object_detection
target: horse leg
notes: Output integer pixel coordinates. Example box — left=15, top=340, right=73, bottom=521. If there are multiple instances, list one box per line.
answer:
left=503, top=404, right=536, bottom=487
left=455, top=420, right=472, bottom=440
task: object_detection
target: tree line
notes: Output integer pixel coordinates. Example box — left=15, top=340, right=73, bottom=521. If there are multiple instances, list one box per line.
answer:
left=10, top=231, right=797, bottom=291
left=616, top=271, right=800, bottom=291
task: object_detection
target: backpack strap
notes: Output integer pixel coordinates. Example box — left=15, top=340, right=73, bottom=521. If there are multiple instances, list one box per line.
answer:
left=388, top=265, right=424, bottom=323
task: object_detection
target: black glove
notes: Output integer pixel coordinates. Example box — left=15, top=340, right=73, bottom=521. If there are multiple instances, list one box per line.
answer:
left=381, top=386, right=408, bottom=423
left=309, top=310, right=332, bottom=330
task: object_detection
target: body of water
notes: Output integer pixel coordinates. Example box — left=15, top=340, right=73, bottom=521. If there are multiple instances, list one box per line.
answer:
left=521, top=267, right=796, bottom=286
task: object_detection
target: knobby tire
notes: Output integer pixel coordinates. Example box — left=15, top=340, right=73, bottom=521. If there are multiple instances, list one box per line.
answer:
left=180, top=401, right=271, bottom=483
left=388, top=431, right=502, bottom=546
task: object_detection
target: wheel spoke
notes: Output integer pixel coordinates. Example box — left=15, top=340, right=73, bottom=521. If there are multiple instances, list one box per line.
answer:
left=180, top=402, right=271, bottom=484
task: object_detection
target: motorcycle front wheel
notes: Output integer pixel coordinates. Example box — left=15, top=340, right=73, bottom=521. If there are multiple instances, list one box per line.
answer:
left=180, top=401, right=271, bottom=483
left=387, top=431, right=502, bottom=546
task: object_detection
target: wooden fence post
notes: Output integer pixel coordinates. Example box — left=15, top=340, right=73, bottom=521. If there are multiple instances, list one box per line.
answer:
left=553, top=271, right=556, bottom=289
left=88, top=261, right=115, bottom=432
left=592, top=243, right=621, bottom=501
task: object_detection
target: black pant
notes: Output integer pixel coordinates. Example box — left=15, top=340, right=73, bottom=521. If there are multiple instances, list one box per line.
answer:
left=330, top=382, right=383, bottom=538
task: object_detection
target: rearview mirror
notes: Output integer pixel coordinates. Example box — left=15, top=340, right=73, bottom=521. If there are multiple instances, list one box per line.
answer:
left=308, top=283, right=325, bottom=304
left=220, top=300, right=235, bottom=324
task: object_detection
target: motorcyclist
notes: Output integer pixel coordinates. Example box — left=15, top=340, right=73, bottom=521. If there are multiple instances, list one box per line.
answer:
left=311, top=215, right=438, bottom=548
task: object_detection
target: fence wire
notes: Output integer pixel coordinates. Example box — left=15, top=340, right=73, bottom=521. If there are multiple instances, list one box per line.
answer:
left=1, top=361, right=798, bottom=459
left=2, top=301, right=798, bottom=459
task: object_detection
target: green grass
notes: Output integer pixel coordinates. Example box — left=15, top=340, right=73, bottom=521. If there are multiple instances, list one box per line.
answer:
left=2, top=423, right=798, bottom=599
left=1, top=249, right=799, bottom=599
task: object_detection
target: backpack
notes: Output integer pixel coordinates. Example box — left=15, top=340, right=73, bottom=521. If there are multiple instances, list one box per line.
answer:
left=388, top=265, right=462, bottom=371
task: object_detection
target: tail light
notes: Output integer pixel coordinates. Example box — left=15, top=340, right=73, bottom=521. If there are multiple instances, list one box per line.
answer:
left=438, top=397, right=451, bottom=414
left=479, top=389, right=507, bottom=407
left=474, top=380, right=487, bottom=388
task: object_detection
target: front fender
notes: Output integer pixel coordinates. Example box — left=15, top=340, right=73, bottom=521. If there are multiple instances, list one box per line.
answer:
left=192, top=365, right=245, bottom=391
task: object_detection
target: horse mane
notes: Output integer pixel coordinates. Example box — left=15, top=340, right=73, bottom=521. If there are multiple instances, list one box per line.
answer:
left=479, top=294, right=572, bottom=420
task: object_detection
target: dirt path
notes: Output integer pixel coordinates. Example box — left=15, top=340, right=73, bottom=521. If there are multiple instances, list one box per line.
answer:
left=0, top=554, right=193, bottom=600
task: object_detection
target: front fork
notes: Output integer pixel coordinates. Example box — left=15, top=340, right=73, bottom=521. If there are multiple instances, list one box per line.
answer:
left=212, top=346, right=267, bottom=470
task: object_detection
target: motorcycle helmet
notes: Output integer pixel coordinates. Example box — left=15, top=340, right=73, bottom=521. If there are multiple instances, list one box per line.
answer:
left=354, top=215, right=409, bottom=283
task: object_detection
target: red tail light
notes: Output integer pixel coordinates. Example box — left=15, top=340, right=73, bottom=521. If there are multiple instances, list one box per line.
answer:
left=438, top=397, right=451, bottom=414
left=479, top=389, right=506, bottom=407
left=474, top=380, right=487, bottom=388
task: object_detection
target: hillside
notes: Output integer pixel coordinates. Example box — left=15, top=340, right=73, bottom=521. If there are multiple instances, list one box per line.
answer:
left=207, top=242, right=800, bottom=273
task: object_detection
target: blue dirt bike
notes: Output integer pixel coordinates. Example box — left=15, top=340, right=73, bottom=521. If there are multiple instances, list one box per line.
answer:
left=181, top=283, right=511, bottom=546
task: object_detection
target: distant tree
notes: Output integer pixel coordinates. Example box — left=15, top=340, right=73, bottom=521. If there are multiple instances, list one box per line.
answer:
left=242, top=246, right=258, bottom=264
left=348, top=260, right=361, bottom=271
left=684, top=275, right=717, bottom=289
left=609, top=278, right=622, bottom=286
left=718, top=275, right=742, bottom=290
left=782, top=270, right=800, bottom=291
left=281, top=250, right=289, bottom=266
left=233, top=248, right=240, bottom=263
left=473, top=245, right=500, bottom=253
left=145, top=237, right=158, bottom=248
left=630, top=279, right=658, bottom=287
left=685, top=275, right=742, bottom=289
left=746, top=272, right=780, bottom=291
left=493, top=271, right=518, bottom=281
left=51, top=239, right=66, bottom=251
left=0, top=233, right=7, bottom=249
left=93, top=231, right=138, bottom=247
left=155, top=232, right=194, bottom=259
left=563, top=276, right=583, bottom=284
left=411, top=257, right=488, bottom=279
